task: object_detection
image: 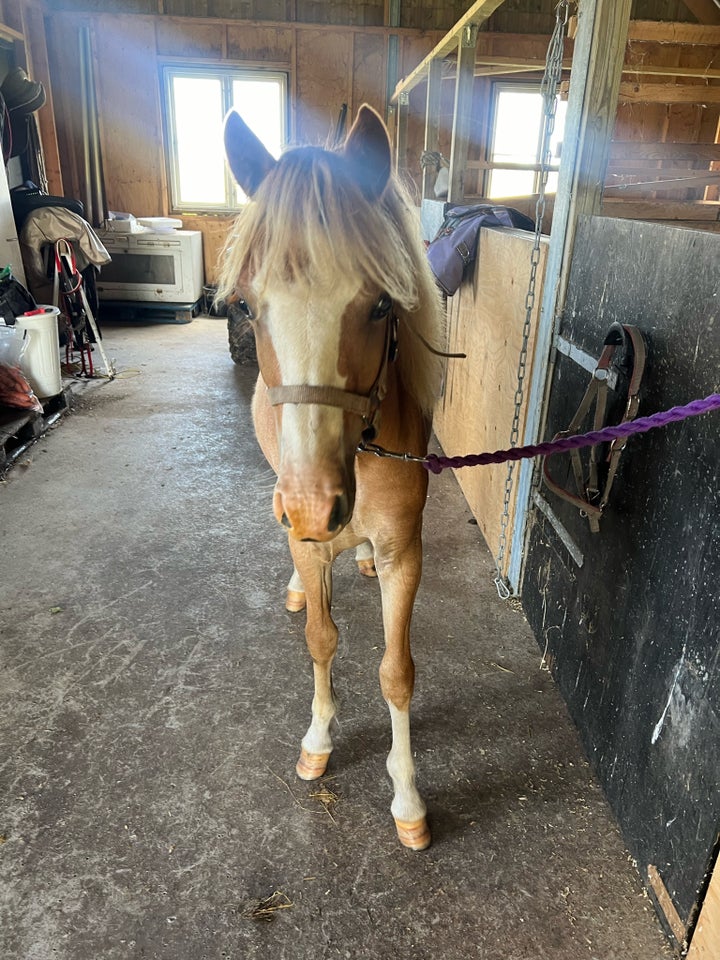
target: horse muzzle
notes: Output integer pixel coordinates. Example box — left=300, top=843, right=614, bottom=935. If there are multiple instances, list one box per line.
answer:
left=273, top=480, right=354, bottom=542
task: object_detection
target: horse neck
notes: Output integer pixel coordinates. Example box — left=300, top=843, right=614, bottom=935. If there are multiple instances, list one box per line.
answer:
left=374, top=364, right=431, bottom=456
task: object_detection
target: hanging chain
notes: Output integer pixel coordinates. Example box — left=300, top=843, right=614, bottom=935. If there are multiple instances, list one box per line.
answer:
left=493, top=0, right=572, bottom=600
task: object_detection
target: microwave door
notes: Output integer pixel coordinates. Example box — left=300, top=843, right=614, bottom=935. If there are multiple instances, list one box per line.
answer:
left=100, top=250, right=178, bottom=289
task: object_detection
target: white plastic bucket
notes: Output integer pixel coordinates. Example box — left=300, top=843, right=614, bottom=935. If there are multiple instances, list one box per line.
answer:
left=14, top=306, right=63, bottom=399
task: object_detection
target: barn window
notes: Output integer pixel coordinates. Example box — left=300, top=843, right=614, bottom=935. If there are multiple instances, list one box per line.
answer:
left=162, top=66, right=287, bottom=212
left=486, top=83, right=567, bottom=199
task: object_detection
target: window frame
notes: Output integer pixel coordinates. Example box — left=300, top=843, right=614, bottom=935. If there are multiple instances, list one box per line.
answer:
left=484, top=81, right=564, bottom=199
left=161, top=63, right=288, bottom=214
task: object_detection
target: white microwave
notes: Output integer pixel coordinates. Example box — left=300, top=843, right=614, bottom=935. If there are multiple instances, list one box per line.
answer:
left=96, top=229, right=204, bottom=306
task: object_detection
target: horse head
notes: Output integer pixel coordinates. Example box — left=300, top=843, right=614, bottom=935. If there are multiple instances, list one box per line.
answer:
left=223, top=105, right=398, bottom=543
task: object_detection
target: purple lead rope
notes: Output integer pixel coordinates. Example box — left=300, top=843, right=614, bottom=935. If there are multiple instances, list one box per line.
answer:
left=422, top=393, right=720, bottom=475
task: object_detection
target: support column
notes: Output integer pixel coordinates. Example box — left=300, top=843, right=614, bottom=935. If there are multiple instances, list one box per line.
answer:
left=509, top=0, right=633, bottom=592
left=395, top=92, right=409, bottom=177
left=422, top=60, right=443, bottom=199
left=448, top=23, right=478, bottom=203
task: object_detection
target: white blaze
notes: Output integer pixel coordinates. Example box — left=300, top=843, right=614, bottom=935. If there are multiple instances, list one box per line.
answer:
left=261, top=280, right=361, bottom=461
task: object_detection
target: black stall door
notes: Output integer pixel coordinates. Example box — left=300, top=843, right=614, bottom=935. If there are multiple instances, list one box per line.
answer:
left=522, top=216, right=719, bottom=937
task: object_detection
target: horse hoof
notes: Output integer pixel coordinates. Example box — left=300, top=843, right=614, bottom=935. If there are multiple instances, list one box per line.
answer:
left=286, top=589, right=306, bottom=612
left=296, top=748, right=330, bottom=780
left=357, top=559, right=377, bottom=578
left=394, top=817, right=431, bottom=851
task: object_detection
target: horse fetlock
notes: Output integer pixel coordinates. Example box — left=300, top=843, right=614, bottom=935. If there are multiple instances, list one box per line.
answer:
left=390, top=779, right=428, bottom=840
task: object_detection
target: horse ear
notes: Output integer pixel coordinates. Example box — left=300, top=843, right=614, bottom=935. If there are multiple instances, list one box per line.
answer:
left=343, top=104, right=391, bottom=200
left=224, top=110, right=277, bottom=196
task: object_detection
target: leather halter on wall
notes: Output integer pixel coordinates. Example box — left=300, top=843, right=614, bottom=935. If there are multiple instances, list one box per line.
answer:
left=542, top=323, right=647, bottom=533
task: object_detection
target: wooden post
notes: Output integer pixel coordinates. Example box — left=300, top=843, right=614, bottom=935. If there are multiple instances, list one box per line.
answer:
left=682, top=0, right=720, bottom=25
left=448, top=23, right=478, bottom=203
left=396, top=91, right=409, bottom=178
left=422, top=60, right=442, bottom=199
left=509, top=0, right=633, bottom=592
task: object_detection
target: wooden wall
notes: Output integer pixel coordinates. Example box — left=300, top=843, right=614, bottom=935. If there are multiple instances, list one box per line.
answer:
left=44, top=0, right=697, bottom=31
left=46, top=1, right=472, bottom=32
left=400, top=21, right=720, bottom=232
left=45, top=12, right=443, bottom=282
left=3, top=0, right=716, bottom=285
left=485, top=0, right=695, bottom=32
left=433, top=228, right=549, bottom=574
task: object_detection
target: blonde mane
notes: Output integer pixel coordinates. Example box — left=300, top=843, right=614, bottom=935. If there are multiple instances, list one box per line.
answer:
left=217, top=146, right=445, bottom=415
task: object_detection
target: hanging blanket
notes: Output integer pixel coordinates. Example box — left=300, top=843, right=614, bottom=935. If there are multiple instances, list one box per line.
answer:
left=426, top=203, right=535, bottom=296
left=19, top=206, right=111, bottom=305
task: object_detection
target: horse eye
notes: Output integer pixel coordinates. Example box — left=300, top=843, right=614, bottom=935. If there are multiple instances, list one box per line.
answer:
left=370, top=294, right=392, bottom=320
left=236, top=298, right=254, bottom=320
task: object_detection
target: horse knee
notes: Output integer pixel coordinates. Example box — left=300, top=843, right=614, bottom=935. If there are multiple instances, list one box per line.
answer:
left=306, top=620, right=339, bottom=666
left=379, top=653, right=414, bottom=711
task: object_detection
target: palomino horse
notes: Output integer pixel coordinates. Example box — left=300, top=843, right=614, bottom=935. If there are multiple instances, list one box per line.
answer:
left=218, top=104, right=445, bottom=849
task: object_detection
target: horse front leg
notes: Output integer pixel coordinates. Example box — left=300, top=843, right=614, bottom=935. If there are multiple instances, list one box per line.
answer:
left=376, top=532, right=430, bottom=850
left=285, top=540, right=375, bottom=612
left=289, top=539, right=338, bottom=781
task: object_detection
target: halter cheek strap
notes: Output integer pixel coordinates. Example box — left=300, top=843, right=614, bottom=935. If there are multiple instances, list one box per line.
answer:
left=266, top=312, right=398, bottom=439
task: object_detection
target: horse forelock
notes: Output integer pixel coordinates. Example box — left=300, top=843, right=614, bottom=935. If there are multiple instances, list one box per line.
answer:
left=218, top=143, right=445, bottom=414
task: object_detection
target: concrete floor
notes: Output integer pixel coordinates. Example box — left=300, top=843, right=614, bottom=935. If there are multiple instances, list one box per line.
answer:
left=0, top=316, right=673, bottom=960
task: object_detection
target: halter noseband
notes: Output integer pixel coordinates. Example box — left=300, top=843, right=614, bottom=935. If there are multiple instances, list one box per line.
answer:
left=267, top=310, right=398, bottom=441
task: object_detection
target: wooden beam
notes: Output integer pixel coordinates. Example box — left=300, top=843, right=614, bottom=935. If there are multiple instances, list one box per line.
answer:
left=681, top=0, right=720, bottom=26
left=475, top=55, right=720, bottom=80
left=618, top=82, right=720, bottom=104
left=601, top=198, right=720, bottom=220
left=392, top=0, right=507, bottom=100
left=0, top=23, right=24, bottom=43
left=473, top=55, right=720, bottom=81
left=605, top=172, right=720, bottom=192
left=607, top=166, right=720, bottom=179
left=395, top=93, right=409, bottom=176
left=474, top=64, right=542, bottom=77
left=622, top=64, right=720, bottom=80
left=474, top=55, right=572, bottom=72
left=627, top=20, right=720, bottom=43
left=448, top=24, right=479, bottom=202
left=647, top=865, right=687, bottom=947
left=422, top=0, right=507, bottom=60
left=401, top=28, right=720, bottom=99
left=609, top=141, right=720, bottom=161
left=465, top=160, right=559, bottom=171
left=561, top=80, right=720, bottom=103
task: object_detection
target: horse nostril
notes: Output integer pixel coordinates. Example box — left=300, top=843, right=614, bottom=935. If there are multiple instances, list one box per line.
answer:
left=281, top=513, right=292, bottom=529
left=328, top=495, right=346, bottom=533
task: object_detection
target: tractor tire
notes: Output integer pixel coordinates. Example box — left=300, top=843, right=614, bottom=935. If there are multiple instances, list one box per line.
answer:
left=227, top=305, right=257, bottom=365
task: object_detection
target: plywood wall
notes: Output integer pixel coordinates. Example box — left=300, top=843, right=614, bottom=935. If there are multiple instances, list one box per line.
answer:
left=46, top=12, right=442, bottom=282
left=45, top=1, right=468, bottom=31
left=433, top=229, right=549, bottom=571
